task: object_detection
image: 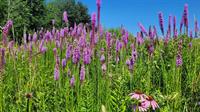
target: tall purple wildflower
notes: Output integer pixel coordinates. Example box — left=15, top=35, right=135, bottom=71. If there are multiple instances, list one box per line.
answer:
left=168, top=15, right=172, bottom=37
left=41, top=47, right=47, bottom=54
left=116, top=39, right=123, bottom=53
left=83, top=47, right=92, bottom=64
left=164, top=30, right=170, bottom=46
left=99, top=25, right=104, bottom=38
left=153, top=26, right=157, bottom=38
left=79, top=34, right=86, bottom=48
left=29, top=42, right=33, bottom=55
left=70, top=75, right=75, bottom=87
left=72, top=46, right=81, bottom=64
left=53, top=48, right=57, bottom=57
left=148, top=44, right=154, bottom=56
left=66, top=45, right=73, bottom=60
left=149, top=26, right=154, bottom=40
left=8, top=41, right=14, bottom=52
left=62, top=58, right=66, bottom=69
left=138, top=23, right=148, bottom=36
left=1, top=48, right=6, bottom=66
left=137, top=32, right=144, bottom=45
left=63, top=11, right=68, bottom=23
left=176, top=54, right=182, bottom=67
left=45, top=31, right=52, bottom=42
left=91, top=13, right=96, bottom=48
left=33, top=32, right=37, bottom=43
left=126, top=44, right=137, bottom=71
left=190, top=30, right=193, bottom=38
left=158, top=12, right=164, bottom=36
left=54, top=65, right=60, bottom=81
left=96, top=0, right=101, bottom=31
left=60, top=28, right=65, bottom=38
left=55, top=40, right=60, bottom=49
left=80, top=65, right=85, bottom=83
left=122, top=31, right=129, bottom=47
left=174, top=29, right=178, bottom=39
left=2, top=20, right=13, bottom=46
left=39, top=39, right=45, bottom=52
left=176, top=39, right=183, bottom=67
left=183, top=4, right=189, bottom=33
left=106, top=32, right=111, bottom=49
left=173, top=16, right=176, bottom=37
left=195, top=19, right=198, bottom=37
left=55, top=56, right=60, bottom=66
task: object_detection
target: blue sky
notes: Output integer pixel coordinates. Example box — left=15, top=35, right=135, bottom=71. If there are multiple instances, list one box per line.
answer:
left=47, top=0, right=200, bottom=35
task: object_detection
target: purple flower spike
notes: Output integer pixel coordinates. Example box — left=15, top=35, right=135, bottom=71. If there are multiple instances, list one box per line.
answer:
left=54, top=66, right=60, bottom=81
left=158, top=12, right=164, bottom=36
left=62, top=58, right=66, bottom=69
left=33, top=32, right=37, bottom=43
left=100, top=54, right=105, bottom=63
left=190, top=30, right=193, bottom=38
left=149, top=26, right=154, bottom=40
left=8, top=41, right=14, bottom=50
left=101, top=63, right=107, bottom=72
left=80, top=65, right=85, bottom=83
left=183, top=4, right=189, bottom=28
left=63, top=11, right=68, bottom=23
left=122, top=31, right=129, bottom=47
left=96, top=0, right=101, bottom=7
left=153, top=26, right=157, bottom=38
left=79, top=35, right=86, bottom=48
left=72, top=46, right=81, bottom=64
left=176, top=54, right=182, bottom=67
left=116, top=39, right=123, bottom=53
left=91, top=13, right=96, bottom=48
left=195, top=19, right=198, bottom=37
left=173, top=16, right=176, bottom=37
left=137, top=32, right=144, bottom=45
left=60, top=29, right=65, bottom=38
left=96, top=0, right=101, bottom=31
left=168, top=15, right=172, bottom=37
left=1, top=48, right=6, bottom=66
left=66, top=45, right=73, bottom=60
left=106, top=32, right=112, bottom=48
left=2, top=20, right=13, bottom=46
left=41, top=47, right=47, bottom=54
left=45, top=31, right=52, bottom=42
left=83, top=47, right=92, bottom=64
left=53, top=48, right=57, bottom=57
left=70, top=75, right=75, bottom=87
left=138, top=23, right=148, bottom=36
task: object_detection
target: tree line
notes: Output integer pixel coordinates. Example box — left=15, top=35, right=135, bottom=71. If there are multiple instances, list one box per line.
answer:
left=0, top=0, right=91, bottom=42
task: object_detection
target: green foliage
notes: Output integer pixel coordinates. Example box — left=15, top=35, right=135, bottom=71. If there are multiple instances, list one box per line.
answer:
left=0, top=0, right=90, bottom=42
left=45, top=0, right=91, bottom=28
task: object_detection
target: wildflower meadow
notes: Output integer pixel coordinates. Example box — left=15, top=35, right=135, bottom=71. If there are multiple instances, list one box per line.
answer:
left=0, top=0, right=200, bottom=112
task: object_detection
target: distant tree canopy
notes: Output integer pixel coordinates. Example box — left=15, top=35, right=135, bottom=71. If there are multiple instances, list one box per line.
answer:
left=0, top=0, right=91, bottom=42
left=45, top=0, right=91, bottom=28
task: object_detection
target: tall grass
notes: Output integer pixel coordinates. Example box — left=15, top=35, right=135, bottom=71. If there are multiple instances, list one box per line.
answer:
left=0, top=2, right=200, bottom=112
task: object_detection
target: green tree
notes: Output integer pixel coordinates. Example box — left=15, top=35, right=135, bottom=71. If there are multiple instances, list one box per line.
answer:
left=0, top=0, right=7, bottom=26
left=45, top=0, right=91, bottom=28
left=8, top=0, right=31, bottom=42
left=27, top=0, right=46, bottom=30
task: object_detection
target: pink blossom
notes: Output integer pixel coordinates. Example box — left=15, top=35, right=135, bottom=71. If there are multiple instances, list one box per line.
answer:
left=141, top=96, right=159, bottom=110
left=129, top=91, right=147, bottom=100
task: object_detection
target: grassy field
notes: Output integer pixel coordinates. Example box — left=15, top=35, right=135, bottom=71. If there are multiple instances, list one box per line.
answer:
left=0, top=1, right=200, bottom=112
